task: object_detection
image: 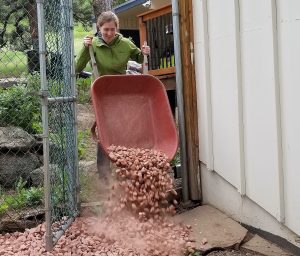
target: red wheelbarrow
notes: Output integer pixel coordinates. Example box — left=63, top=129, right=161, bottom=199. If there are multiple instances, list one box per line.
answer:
left=90, top=75, right=178, bottom=161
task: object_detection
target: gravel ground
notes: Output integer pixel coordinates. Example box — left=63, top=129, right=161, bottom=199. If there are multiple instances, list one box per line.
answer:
left=206, top=249, right=262, bottom=256
left=0, top=104, right=265, bottom=255
left=0, top=216, right=192, bottom=255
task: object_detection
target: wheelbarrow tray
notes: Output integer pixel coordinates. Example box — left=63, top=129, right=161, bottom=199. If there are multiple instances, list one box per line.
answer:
left=91, top=75, right=178, bottom=160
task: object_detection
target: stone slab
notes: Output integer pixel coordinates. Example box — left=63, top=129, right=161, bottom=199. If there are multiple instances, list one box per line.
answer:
left=242, top=235, right=295, bottom=256
left=173, top=205, right=248, bottom=251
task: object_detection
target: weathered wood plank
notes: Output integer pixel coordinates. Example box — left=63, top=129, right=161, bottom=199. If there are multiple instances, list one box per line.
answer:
left=178, top=0, right=201, bottom=201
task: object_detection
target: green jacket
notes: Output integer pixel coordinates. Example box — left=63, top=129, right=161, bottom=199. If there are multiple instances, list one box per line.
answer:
left=75, top=33, right=143, bottom=76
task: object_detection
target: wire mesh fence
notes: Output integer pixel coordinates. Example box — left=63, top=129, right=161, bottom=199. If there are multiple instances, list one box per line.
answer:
left=0, top=0, right=78, bottom=250
left=0, top=0, right=45, bottom=234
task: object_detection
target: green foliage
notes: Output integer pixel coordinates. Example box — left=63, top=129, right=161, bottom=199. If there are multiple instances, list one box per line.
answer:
left=15, top=177, right=27, bottom=194
left=184, top=250, right=202, bottom=256
left=24, top=186, right=44, bottom=205
left=188, top=252, right=202, bottom=256
left=76, top=77, right=91, bottom=104
left=14, top=177, right=44, bottom=207
left=73, top=0, right=93, bottom=28
left=0, top=178, right=44, bottom=215
left=113, top=0, right=128, bottom=6
left=170, top=148, right=181, bottom=166
left=51, top=168, right=73, bottom=217
left=0, top=73, right=42, bottom=133
left=78, top=129, right=90, bottom=160
left=0, top=0, right=128, bottom=50
left=0, top=49, right=27, bottom=78
left=0, top=202, right=9, bottom=216
left=73, top=0, right=129, bottom=28
left=0, top=0, right=37, bottom=51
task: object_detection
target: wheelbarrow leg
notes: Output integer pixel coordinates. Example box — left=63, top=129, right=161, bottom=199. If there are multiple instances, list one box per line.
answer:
left=96, top=143, right=111, bottom=179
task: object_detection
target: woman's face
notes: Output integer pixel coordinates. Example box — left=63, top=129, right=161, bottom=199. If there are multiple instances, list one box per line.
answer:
left=100, top=21, right=117, bottom=44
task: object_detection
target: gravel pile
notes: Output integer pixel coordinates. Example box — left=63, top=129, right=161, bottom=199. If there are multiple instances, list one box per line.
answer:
left=0, top=146, right=195, bottom=255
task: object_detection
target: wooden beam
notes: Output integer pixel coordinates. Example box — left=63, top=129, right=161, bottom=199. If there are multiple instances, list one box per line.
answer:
left=178, top=0, right=201, bottom=201
left=139, top=16, right=147, bottom=47
left=138, top=5, right=172, bottom=21
left=148, top=67, right=176, bottom=76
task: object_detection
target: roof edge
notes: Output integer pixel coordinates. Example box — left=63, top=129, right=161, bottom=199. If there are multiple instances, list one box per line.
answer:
left=113, top=0, right=148, bottom=14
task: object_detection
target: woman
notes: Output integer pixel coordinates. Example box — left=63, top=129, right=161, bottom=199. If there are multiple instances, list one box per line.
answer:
left=75, top=11, right=150, bottom=75
left=75, top=11, right=150, bottom=179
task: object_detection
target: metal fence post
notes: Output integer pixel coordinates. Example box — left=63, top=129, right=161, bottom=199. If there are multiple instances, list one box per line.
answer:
left=69, top=0, right=80, bottom=211
left=36, top=0, right=52, bottom=251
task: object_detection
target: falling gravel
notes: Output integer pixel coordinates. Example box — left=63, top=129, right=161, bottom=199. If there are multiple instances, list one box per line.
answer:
left=0, top=146, right=195, bottom=255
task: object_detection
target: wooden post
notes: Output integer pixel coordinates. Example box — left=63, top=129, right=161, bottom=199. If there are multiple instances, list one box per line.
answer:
left=139, top=17, right=147, bottom=48
left=178, top=0, right=201, bottom=201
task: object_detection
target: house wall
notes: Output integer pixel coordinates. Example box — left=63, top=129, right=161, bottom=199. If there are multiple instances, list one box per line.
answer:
left=193, top=0, right=300, bottom=247
left=151, top=0, right=171, bottom=9
left=119, top=18, right=139, bottom=30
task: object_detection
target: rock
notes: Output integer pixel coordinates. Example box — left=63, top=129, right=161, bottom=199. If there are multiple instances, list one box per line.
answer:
left=0, top=127, right=36, bottom=151
left=0, top=152, right=41, bottom=187
left=29, top=164, right=59, bottom=186
left=29, top=167, right=44, bottom=187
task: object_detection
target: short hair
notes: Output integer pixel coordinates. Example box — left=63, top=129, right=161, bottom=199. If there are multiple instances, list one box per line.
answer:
left=97, top=11, right=119, bottom=29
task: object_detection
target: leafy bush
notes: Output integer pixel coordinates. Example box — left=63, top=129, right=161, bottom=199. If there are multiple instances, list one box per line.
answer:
left=0, top=73, right=42, bottom=133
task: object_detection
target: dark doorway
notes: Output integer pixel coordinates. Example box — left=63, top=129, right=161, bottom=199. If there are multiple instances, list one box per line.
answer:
left=120, top=29, right=140, bottom=47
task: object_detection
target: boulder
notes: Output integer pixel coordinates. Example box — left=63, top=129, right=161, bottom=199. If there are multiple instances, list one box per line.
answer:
left=0, top=127, right=36, bottom=151
left=0, top=152, right=41, bottom=187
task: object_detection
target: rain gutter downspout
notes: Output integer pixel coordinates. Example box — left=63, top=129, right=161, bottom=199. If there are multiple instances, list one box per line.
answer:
left=172, top=0, right=189, bottom=203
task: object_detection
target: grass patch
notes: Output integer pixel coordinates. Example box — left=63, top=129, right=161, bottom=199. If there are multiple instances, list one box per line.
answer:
left=73, top=23, right=93, bottom=56
left=0, top=49, right=28, bottom=78
left=73, top=23, right=93, bottom=73
left=0, top=24, right=93, bottom=79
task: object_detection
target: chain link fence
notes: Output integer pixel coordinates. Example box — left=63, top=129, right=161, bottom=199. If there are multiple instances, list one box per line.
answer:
left=0, top=0, right=78, bottom=250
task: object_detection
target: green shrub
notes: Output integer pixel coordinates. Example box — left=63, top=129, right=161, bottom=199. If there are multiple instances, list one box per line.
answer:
left=0, top=73, right=42, bottom=133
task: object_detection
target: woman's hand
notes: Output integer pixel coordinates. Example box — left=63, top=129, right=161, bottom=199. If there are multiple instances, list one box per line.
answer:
left=141, top=45, right=150, bottom=55
left=83, top=36, right=93, bottom=47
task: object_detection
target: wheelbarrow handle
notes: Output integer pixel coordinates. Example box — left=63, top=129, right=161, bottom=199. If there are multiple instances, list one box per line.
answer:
left=142, top=41, right=148, bottom=75
left=89, top=45, right=100, bottom=78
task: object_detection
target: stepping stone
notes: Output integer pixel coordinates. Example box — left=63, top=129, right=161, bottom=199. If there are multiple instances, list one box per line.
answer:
left=173, top=205, right=248, bottom=251
left=242, top=235, right=295, bottom=256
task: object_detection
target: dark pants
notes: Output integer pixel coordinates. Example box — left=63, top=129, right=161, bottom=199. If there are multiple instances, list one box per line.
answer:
left=96, top=143, right=111, bottom=178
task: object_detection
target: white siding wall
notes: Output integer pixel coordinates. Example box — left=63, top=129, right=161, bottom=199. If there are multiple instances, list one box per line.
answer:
left=239, top=0, right=282, bottom=221
left=277, top=0, right=300, bottom=235
left=207, top=0, right=241, bottom=188
left=194, top=0, right=300, bottom=236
